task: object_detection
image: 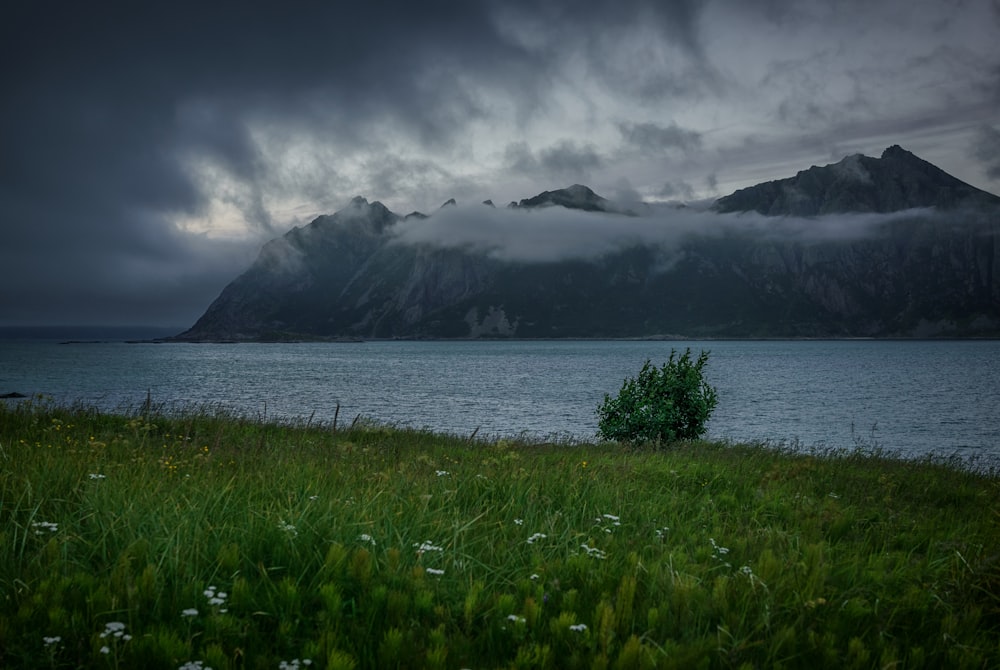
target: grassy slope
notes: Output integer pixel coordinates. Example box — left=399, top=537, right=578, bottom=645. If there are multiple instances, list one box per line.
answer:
left=1, top=400, right=998, bottom=669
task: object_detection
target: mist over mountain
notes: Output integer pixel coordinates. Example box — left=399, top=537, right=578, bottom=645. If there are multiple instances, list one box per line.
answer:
left=175, top=147, right=1000, bottom=341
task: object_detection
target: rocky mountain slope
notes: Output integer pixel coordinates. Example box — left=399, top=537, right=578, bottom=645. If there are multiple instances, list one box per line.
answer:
left=174, top=146, right=1000, bottom=340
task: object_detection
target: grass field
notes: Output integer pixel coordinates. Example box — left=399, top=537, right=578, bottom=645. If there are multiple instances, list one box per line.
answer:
left=1, top=398, right=998, bottom=668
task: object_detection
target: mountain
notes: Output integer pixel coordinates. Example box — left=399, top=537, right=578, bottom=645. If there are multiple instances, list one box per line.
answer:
left=515, top=184, right=611, bottom=211
left=174, top=149, right=1000, bottom=341
left=714, top=146, right=996, bottom=215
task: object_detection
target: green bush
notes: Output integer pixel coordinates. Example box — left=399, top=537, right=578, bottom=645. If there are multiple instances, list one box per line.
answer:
left=596, top=349, right=718, bottom=444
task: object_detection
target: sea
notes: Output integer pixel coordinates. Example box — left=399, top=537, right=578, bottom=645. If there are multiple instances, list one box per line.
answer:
left=1, top=333, right=998, bottom=464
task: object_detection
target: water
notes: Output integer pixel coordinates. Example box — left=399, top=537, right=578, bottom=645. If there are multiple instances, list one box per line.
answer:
left=1, top=339, right=998, bottom=461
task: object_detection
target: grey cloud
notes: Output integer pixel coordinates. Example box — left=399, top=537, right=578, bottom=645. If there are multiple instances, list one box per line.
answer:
left=505, top=140, right=605, bottom=178
left=496, top=0, right=719, bottom=101
left=658, top=180, right=697, bottom=200
left=2, top=0, right=996, bottom=326
left=618, top=122, right=702, bottom=155
left=390, top=201, right=937, bottom=264
left=539, top=141, right=604, bottom=176
left=973, top=125, right=1000, bottom=180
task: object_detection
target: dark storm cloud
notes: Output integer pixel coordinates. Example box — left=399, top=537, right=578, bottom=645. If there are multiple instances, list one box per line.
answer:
left=2, top=0, right=997, bottom=326
left=1, top=0, right=718, bottom=326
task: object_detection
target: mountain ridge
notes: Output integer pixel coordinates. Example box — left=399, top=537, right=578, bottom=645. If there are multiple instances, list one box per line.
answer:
left=174, top=147, right=1000, bottom=341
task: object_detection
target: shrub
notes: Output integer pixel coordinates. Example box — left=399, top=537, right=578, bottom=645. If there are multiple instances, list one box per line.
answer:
left=596, top=349, right=718, bottom=444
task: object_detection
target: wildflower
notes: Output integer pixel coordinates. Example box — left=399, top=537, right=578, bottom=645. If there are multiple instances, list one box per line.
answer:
left=414, top=540, right=444, bottom=553
left=569, top=623, right=588, bottom=632
left=506, top=614, right=526, bottom=624
left=358, top=533, right=376, bottom=545
left=278, top=660, right=312, bottom=669
left=178, top=662, right=212, bottom=670
left=425, top=567, right=445, bottom=576
left=203, top=586, right=229, bottom=612
left=514, top=518, right=524, bottom=526
left=740, top=565, right=754, bottom=576
left=436, top=470, right=449, bottom=476
left=580, top=543, right=607, bottom=559
left=99, top=621, right=128, bottom=639
left=601, top=514, right=621, bottom=524
left=526, top=532, right=547, bottom=544
left=43, top=635, right=62, bottom=647
left=181, top=608, right=199, bottom=617
left=31, top=521, right=58, bottom=534
left=278, top=521, right=298, bottom=536
left=654, top=526, right=670, bottom=539
left=100, top=646, right=111, bottom=654
left=529, top=573, right=540, bottom=580
left=308, top=495, right=319, bottom=501
left=709, top=538, right=730, bottom=555
left=88, top=473, right=107, bottom=480
left=828, top=492, right=840, bottom=499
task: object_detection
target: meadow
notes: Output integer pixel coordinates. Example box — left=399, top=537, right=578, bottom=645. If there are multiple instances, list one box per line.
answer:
left=1, top=398, right=998, bottom=669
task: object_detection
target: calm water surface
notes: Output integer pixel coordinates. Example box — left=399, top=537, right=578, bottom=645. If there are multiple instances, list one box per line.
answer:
left=1, top=339, right=998, bottom=460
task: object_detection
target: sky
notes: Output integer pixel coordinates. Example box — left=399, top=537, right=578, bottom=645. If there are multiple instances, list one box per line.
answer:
left=2, top=0, right=999, bottom=329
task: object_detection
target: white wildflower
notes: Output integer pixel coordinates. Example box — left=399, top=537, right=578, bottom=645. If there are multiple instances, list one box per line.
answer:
left=99, top=621, right=127, bottom=638
left=506, top=614, right=526, bottom=624
left=181, top=608, right=199, bottom=617
left=88, top=473, right=107, bottom=480
left=43, top=635, right=62, bottom=647
left=513, top=518, right=524, bottom=526
left=414, top=540, right=444, bottom=553
left=529, top=573, right=540, bottom=580
left=569, top=623, right=588, bottom=632
left=31, top=521, right=58, bottom=534
left=526, top=532, right=547, bottom=544
left=436, top=470, right=449, bottom=476
left=709, top=538, right=730, bottom=555
left=425, top=567, right=445, bottom=576
left=358, top=533, right=376, bottom=545
left=580, top=543, right=607, bottom=559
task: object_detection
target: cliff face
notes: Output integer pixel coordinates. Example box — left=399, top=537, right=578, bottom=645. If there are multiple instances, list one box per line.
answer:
left=175, top=149, right=1000, bottom=341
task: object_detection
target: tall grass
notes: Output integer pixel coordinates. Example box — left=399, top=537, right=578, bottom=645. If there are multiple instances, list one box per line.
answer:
left=1, top=398, right=998, bottom=668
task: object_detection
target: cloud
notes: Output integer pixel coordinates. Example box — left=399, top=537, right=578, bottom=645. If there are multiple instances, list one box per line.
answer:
left=658, top=180, right=697, bottom=200
left=618, top=121, right=702, bottom=155
left=2, top=0, right=998, bottom=326
left=973, top=125, right=1000, bottom=180
left=505, top=140, right=605, bottom=178
left=389, top=201, right=937, bottom=264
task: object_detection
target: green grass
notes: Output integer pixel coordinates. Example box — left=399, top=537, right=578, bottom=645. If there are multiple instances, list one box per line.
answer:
left=1, top=398, right=998, bottom=669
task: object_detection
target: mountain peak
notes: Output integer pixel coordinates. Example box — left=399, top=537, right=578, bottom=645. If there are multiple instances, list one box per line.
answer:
left=881, top=144, right=911, bottom=160
left=517, top=184, right=609, bottom=212
left=714, top=146, right=998, bottom=215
